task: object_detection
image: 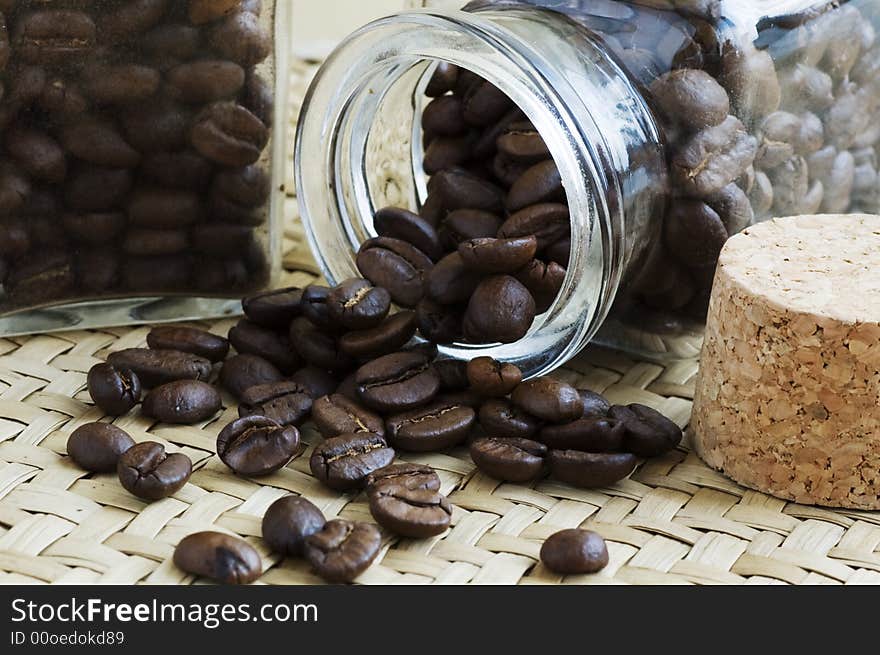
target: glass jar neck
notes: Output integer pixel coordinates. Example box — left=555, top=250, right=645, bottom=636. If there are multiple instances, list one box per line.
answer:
left=295, top=6, right=666, bottom=377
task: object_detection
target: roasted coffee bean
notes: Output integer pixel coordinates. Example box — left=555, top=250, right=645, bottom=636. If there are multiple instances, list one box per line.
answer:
left=191, top=101, right=267, bottom=166
left=309, top=432, right=395, bottom=491
left=289, top=317, right=354, bottom=372
left=463, top=275, right=536, bottom=344
left=422, top=95, right=466, bottom=136
left=356, top=237, right=434, bottom=308
left=209, top=10, right=271, bottom=67
left=122, top=228, right=189, bottom=256
left=511, top=377, right=583, bottom=423
left=671, top=115, right=758, bottom=197
left=458, top=236, right=537, bottom=273
left=304, top=519, right=381, bottom=583
left=312, top=393, right=384, bottom=438
left=355, top=352, right=439, bottom=413
left=429, top=167, right=504, bottom=212
left=466, top=357, right=522, bottom=398
left=385, top=398, right=475, bottom=452
left=189, top=0, right=242, bottom=24
left=339, top=311, right=417, bottom=360
left=478, top=399, right=541, bottom=439
left=470, top=437, right=547, bottom=482
left=141, top=151, right=212, bottom=191
left=548, top=450, right=637, bottom=488
left=373, top=207, right=443, bottom=260
left=498, top=203, right=570, bottom=251
left=425, top=252, right=482, bottom=305
left=290, top=367, right=339, bottom=400
left=327, top=278, right=391, bottom=330
left=217, top=415, right=300, bottom=476
left=6, top=250, right=75, bottom=303
left=82, top=63, right=160, bottom=105
left=168, top=60, right=244, bottom=104
left=539, top=417, right=625, bottom=452
left=299, top=285, right=335, bottom=329
left=664, top=200, right=729, bottom=268
left=438, top=209, right=503, bottom=249
left=609, top=404, right=683, bottom=457
left=128, top=187, right=202, bottom=228
left=219, top=353, right=283, bottom=400
left=67, top=423, right=135, bottom=473
left=415, top=298, right=463, bottom=344
left=122, top=255, right=192, bottom=291
left=579, top=390, right=611, bottom=419
left=239, top=381, right=313, bottom=426
left=423, top=135, right=472, bottom=175
left=173, top=531, right=262, bottom=585
left=366, top=462, right=441, bottom=494
left=142, top=380, right=221, bottom=424
left=14, top=10, right=96, bottom=65
left=242, top=286, right=303, bottom=329
left=425, top=62, right=459, bottom=97
left=120, top=98, right=191, bottom=153
left=540, top=529, right=609, bottom=575
left=433, top=359, right=469, bottom=391
left=650, top=69, right=730, bottom=131
left=462, top=80, right=512, bottom=126
left=78, top=250, right=120, bottom=292
left=506, top=160, right=566, bottom=212
left=65, top=165, right=133, bottom=211
left=118, top=441, right=192, bottom=500
left=369, top=484, right=452, bottom=538
left=62, top=212, right=125, bottom=244
left=546, top=237, right=571, bottom=267
left=107, top=348, right=212, bottom=388
left=261, top=495, right=326, bottom=557
left=515, top=259, right=566, bottom=314
left=87, top=362, right=142, bottom=416
left=147, top=326, right=230, bottom=362
left=496, top=122, right=551, bottom=162
left=229, top=319, right=299, bottom=374
left=707, top=182, right=754, bottom=235
left=5, top=125, right=66, bottom=183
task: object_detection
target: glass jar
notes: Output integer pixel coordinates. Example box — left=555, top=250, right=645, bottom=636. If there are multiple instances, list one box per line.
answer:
left=0, top=0, right=288, bottom=335
left=296, top=0, right=880, bottom=376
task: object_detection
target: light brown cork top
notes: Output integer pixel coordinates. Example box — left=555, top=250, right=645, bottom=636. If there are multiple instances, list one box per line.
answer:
left=690, top=214, right=880, bottom=509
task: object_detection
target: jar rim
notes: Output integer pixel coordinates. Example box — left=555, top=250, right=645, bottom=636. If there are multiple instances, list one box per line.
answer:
left=294, top=7, right=652, bottom=376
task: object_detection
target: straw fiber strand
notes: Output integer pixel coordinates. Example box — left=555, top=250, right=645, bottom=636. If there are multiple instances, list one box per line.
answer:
left=1, top=60, right=879, bottom=586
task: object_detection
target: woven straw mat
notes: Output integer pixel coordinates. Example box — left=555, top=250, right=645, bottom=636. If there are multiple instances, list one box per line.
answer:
left=1, top=60, right=880, bottom=587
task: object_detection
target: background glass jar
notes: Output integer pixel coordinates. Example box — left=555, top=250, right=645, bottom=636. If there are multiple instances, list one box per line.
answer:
left=296, top=0, right=880, bottom=376
left=0, top=0, right=288, bottom=335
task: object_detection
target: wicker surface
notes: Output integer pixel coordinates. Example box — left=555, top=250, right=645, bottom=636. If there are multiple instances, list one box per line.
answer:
left=1, top=61, right=880, bottom=586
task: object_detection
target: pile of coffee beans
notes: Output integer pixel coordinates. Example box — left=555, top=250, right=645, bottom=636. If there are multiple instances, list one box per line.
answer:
left=71, top=275, right=683, bottom=582
left=0, top=0, right=274, bottom=312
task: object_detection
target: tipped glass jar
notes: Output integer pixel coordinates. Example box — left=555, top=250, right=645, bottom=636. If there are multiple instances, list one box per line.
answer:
left=0, top=0, right=288, bottom=334
left=296, top=0, right=880, bottom=376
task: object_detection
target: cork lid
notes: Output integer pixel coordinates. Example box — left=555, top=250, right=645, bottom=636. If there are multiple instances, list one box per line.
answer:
left=719, top=214, right=880, bottom=324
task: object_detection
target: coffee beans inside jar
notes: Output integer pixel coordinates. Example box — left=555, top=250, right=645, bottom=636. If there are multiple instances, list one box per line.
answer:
left=0, top=1, right=276, bottom=314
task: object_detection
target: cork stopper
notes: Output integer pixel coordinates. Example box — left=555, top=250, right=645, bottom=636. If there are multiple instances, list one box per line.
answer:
left=690, top=214, right=880, bottom=509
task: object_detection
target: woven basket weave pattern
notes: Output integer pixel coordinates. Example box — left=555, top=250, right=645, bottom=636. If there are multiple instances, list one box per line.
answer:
left=0, top=61, right=879, bottom=586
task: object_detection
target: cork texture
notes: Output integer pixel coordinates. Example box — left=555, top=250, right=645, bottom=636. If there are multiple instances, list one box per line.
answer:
left=690, top=214, right=880, bottom=509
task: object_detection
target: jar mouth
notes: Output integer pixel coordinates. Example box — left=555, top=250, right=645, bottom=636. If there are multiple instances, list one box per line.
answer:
left=295, top=8, right=623, bottom=377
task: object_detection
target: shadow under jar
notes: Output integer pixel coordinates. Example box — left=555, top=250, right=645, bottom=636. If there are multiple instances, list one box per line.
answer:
left=0, top=0, right=288, bottom=335
left=296, top=0, right=880, bottom=376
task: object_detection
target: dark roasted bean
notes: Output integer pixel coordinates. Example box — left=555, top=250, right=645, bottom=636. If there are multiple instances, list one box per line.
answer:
left=191, top=101, right=267, bottom=166
left=356, top=237, right=434, bottom=308
left=366, top=462, right=441, bottom=494
left=174, top=531, right=262, bottom=584
left=498, top=203, right=570, bottom=251
left=466, top=356, right=522, bottom=397
left=609, top=404, right=683, bottom=457
left=458, top=236, right=537, bottom=274
left=107, top=348, right=212, bottom=388
left=385, top=398, right=475, bottom=451
left=438, top=209, right=503, bottom=249
left=261, top=495, right=326, bottom=557
left=229, top=319, right=300, bottom=374
left=355, top=351, right=440, bottom=413
left=540, top=529, right=609, bottom=574
left=373, top=207, right=443, bottom=260
left=290, top=367, right=339, bottom=400
left=548, top=450, right=637, bottom=488
left=67, top=422, right=135, bottom=473
left=327, top=278, right=391, bottom=330
left=304, top=519, right=381, bottom=583
left=369, top=484, right=452, bottom=538
left=311, top=393, right=384, bottom=438
left=309, top=432, right=395, bottom=491
left=299, top=285, right=335, bottom=329
left=425, top=252, right=482, bottom=305
left=289, top=317, right=354, bottom=372
left=339, top=311, right=417, bottom=360
left=415, top=298, right=463, bottom=344
left=470, top=437, right=547, bottom=482
left=506, top=160, right=566, bottom=212
left=425, top=62, right=459, bottom=97
left=87, top=362, right=142, bottom=416
left=217, top=415, right=300, bottom=476
left=462, top=275, right=535, bottom=344
left=238, top=381, right=313, bottom=426
left=219, top=353, right=283, bottom=400
left=579, top=390, right=612, bottom=419
left=515, top=259, right=566, bottom=314
left=118, top=441, right=192, bottom=500
left=433, top=359, right=469, bottom=391
left=242, top=286, right=303, bottom=329
left=511, top=377, right=583, bottom=424
left=539, top=417, right=625, bottom=452
left=478, top=399, right=541, bottom=439
left=142, top=380, right=222, bottom=424
left=147, top=326, right=229, bottom=362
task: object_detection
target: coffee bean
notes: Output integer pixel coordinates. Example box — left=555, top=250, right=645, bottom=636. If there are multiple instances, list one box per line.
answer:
left=650, top=69, right=730, bottom=131
left=191, top=101, right=267, bottom=166
left=365, top=462, right=441, bottom=494
left=290, top=367, right=339, bottom=400
left=118, top=441, right=192, bottom=500
left=546, top=238, right=571, bottom=267
left=462, top=275, right=535, bottom=344
left=239, top=381, right=313, bottom=426
left=261, top=495, right=326, bottom=557
left=62, top=212, right=125, bottom=245
left=429, top=167, right=504, bottom=212
left=299, top=285, right=335, bottom=329
left=219, top=353, right=283, bottom=400
left=355, top=351, right=439, bottom=413
left=242, top=286, right=303, bottom=329
left=67, top=422, right=135, bottom=473
left=579, top=390, right=611, bottom=419
left=438, top=209, right=503, bottom=249
left=423, top=135, right=472, bottom=175
left=120, top=98, right=191, bottom=153
left=466, top=356, right=522, bottom=397
left=339, top=311, right=417, bottom=360
left=229, top=318, right=300, bottom=374
left=511, top=377, right=584, bottom=423
left=142, top=380, right=222, bottom=424
left=168, top=60, right=245, bottom=104
left=385, top=398, right=475, bottom=451
left=122, top=228, right=189, bottom=256
left=87, top=362, right=142, bottom=416
left=289, top=317, right=354, bottom=372
left=147, top=326, right=230, bottom=362
left=309, top=432, right=395, bottom=491
left=479, top=399, right=541, bottom=443
left=664, top=200, right=728, bottom=268
left=671, top=115, right=758, bottom=197
left=373, top=207, right=443, bottom=260
left=426, top=252, right=482, bottom=305
left=81, top=63, right=160, bottom=105
left=356, top=237, right=434, bottom=308
left=209, top=10, right=271, bottom=68
left=497, top=203, right=570, bottom=252
left=312, top=393, right=385, bottom=438
left=422, top=95, right=466, bottom=136
left=540, top=529, right=608, bottom=575
left=496, top=122, right=551, bottom=162
left=463, top=80, right=512, bottom=126
left=609, top=404, right=683, bottom=457
left=506, top=160, right=566, bottom=212
left=327, top=278, right=391, bottom=330
left=141, top=151, right=212, bottom=191
left=539, top=417, right=625, bottom=452
left=369, top=484, right=452, bottom=538
left=304, top=519, right=381, bottom=583
left=433, top=359, right=469, bottom=391
left=217, top=415, right=300, bottom=476
left=174, top=531, right=262, bottom=584
left=470, top=436, right=547, bottom=482
left=5, top=125, right=66, bottom=183
left=14, top=10, right=96, bottom=65
left=548, top=450, right=637, bottom=488
left=107, top=348, right=212, bottom=388
left=415, top=298, right=463, bottom=344
left=425, top=62, right=459, bottom=97
left=65, top=165, right=132, bottom=212
left=189, top=0, right=242, bottom=24
left=458, top=236, right=537, bottom=273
